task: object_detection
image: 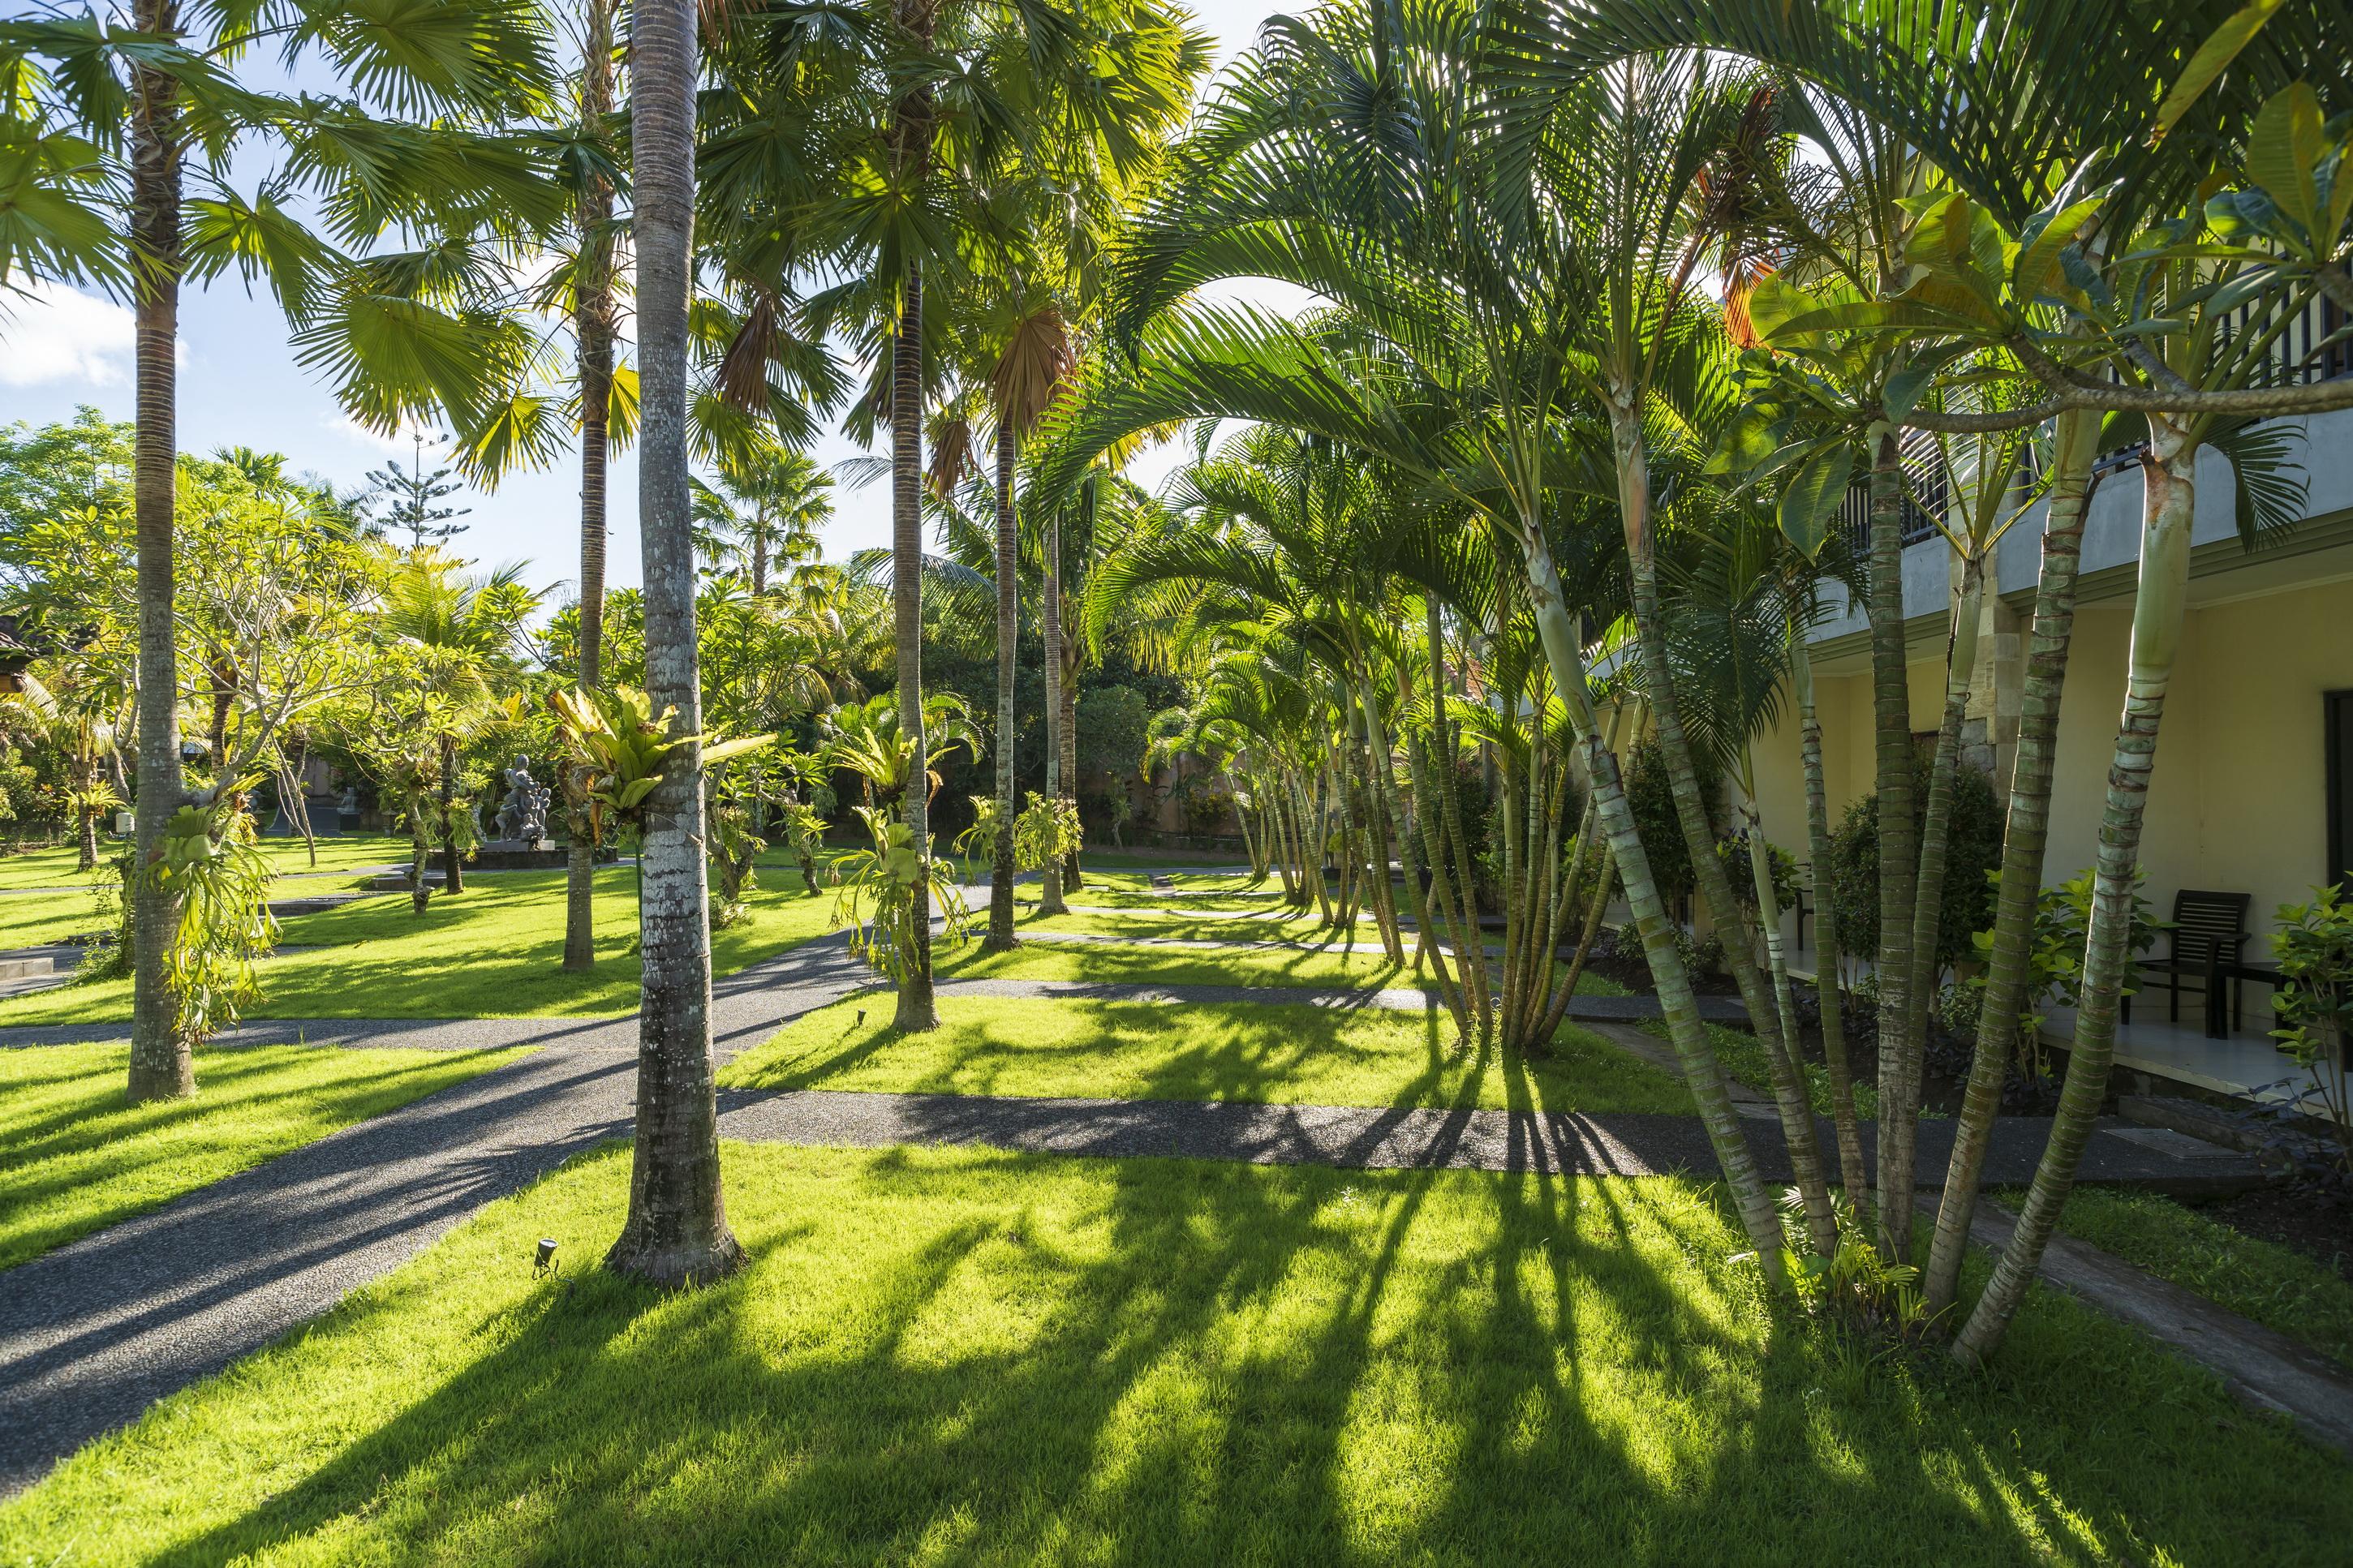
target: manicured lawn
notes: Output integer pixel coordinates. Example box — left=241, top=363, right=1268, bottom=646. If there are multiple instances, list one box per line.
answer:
left=0, top=866, right=841, bottom=1025
left=2004, top=1186, right=2353, bottom=1370
left=935, top=934, right=1420, bottom=991
left=0, top=886, right=111, bottom=951
left=0, top=834, right=416, bottom=891
left=0, top=1039, right=525, bottom=1271
left=718, top=994, right=1693, bottom=1113
left=1645, top=1018, right=1886, bottom=1120
left=2, top=1141, right=2342, bottom=1565
left=1024, top=907, right=1389, bottom=947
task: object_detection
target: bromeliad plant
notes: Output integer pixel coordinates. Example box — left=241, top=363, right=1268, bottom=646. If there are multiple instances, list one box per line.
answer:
left=831, top=805, right=970, bottom=986
left=547, top=685, right=775, bottom=841
left=146, top=799, right=278, bottom=1051
left=2269, top=886, right=2353, bottom=1174
left=1013, top=792, right=1082, bottom=877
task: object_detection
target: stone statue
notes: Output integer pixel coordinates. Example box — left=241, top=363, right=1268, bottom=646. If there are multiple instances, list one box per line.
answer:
left=491, top=755, right=553, bottom=847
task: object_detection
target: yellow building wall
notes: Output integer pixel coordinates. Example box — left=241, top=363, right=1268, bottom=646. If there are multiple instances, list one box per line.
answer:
left=1747, top=574, right=2353, bottom=947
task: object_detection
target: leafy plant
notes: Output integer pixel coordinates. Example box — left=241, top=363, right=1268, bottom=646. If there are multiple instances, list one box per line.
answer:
left=830, top=805, right=970, bottom=984
left=547, top=685, right=773, bottom=841
left=1781, top=1194, right=1927, bottom=1340
left=953, top=793, right=1000, bottom=863
left=2269, top=885, right=2353, bottom=1173
left=773, top=801, right=830, bottom=896
left=1720, top=831, right=1799, bottom=914
left=1013, top=792, right=1082, bottom=872
left=145, top=800, right=278, bottom=1049
left=1963, top=869, right=2165, bottom=1081
left=707, top=794, right=767, bottom=930
left=1829, top=746, right=2003, bottom=974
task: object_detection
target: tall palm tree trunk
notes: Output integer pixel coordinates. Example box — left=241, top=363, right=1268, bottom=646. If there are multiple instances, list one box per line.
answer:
left=1039, top=505, right=1069, bottom=916
left=1892, top=553, right=1985, bottom=1175
left=126, top=5, right=191, bottom=1104
left=1523, top=531, right=1783, bottom=1278
left=1059, top=653, right=1082, bottom=891
left=604, top=0, right=742, bottom=1288
left=1612, top=407, right=1835, bottom=1251
left=563, top=26, right=614, bottom=970
left=1864, top=428, right=1923, bottom=1257
left=1925, top=408, right=2097, bottom=1313
left=890, top=263, right=937, bottom=1029
left=987, top=422, right=1019, bottom=948
left=1955, top=424, right=2198, bottom=1363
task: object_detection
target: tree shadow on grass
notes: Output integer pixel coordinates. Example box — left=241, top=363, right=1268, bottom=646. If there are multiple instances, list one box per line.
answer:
left=114, top=1116, right=2350, bottom=1567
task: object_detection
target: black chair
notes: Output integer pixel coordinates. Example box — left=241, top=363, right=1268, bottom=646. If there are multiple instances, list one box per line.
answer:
left=2131, top=889, right=2251, bottom=1026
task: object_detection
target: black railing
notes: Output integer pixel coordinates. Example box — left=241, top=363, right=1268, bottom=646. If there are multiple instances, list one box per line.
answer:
left=1835, top=292, right=2351, bottom=551
left=1837, top=427, right=1946, bottom=555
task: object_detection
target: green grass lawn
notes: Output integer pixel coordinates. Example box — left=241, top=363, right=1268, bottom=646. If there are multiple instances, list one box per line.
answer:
left=935, top=932, right=1421, bottom=991
left=719, top=994, right=1693, bottom=1114
left=0, top=1039, right=525, bottom=1271
left=1997, top=1187, right=2353, bottom=1370
left=0, top=834, right=417, bottom=891
left=0, top=866, right=842, bottom=1025
left=1645, top=1018, right=1886, bottom=1121
left=2, top=1141, right=2341, bottom=1566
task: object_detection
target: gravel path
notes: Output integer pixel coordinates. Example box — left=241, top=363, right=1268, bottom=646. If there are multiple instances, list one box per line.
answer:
left=0, top=935, right=874, bottom=1495
left=0, top=925, right=2279, bottom=1493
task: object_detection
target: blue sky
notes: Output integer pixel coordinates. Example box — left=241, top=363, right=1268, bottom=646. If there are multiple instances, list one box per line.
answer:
left=0, top=0, right=1288, bottom=602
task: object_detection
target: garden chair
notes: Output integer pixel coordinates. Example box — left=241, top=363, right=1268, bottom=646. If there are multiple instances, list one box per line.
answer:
left=2130, top=889, right=2251, bottom=1027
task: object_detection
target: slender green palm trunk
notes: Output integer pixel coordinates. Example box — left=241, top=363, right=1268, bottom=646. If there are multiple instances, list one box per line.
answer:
left=1955, top=425, right=2198, bottom=1363
left=889, top=264, right=937, bottom=1029
left=562, top=0, right=617, bottom=975
left=1522, top=530, right=1783, bottom=1277
left=1792, top=638, right=1866, bottom=1222
left=1039, top=506, right=1069, bottom=917
left=1924, top=410, right=2098, bottom=1314
left=1611, top=406, right=1835, bottom=1250
left=987, top=422, right=1018, bottom=951
left=1864, top=429, right=1922, bottom=1258
left=1884, top=551, right=1985, bottom=1247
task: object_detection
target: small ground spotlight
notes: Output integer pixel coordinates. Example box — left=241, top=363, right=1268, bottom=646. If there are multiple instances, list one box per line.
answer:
left=534, top=1238, right=560, bottom=1278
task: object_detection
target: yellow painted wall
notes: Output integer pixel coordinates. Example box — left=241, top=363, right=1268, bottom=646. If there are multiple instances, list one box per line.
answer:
left=1748, top=574, right=2353, bottom=948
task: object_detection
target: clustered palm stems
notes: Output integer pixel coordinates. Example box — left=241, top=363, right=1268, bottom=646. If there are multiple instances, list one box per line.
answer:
left=1022, top=0, right=2352, bottom=1363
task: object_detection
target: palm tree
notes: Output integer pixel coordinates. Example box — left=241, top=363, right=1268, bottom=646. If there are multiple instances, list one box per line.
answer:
left=604, top=0, right=744, bottom=1290
left=0, top=2, right=558, bottom=1102
left=379, top=555, right=542, bottom=896
left=1035, top=3, right=1795, bottom=1271
left=699, top=0, right=1202, bottom=1026
left=695, top=446, right=834, bottom=595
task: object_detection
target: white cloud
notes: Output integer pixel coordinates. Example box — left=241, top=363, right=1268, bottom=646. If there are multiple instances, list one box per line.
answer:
left=0, top=280, right=138, bottom=388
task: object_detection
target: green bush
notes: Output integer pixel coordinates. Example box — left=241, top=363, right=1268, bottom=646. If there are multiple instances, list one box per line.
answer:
left=1620, top=739, right=1718, bottom=906
left=1827, top=743, right=2002, bottom=973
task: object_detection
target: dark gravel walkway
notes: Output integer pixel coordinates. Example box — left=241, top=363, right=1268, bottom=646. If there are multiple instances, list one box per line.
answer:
left=0, top=936, right=873, bottom=1495
left=0, top=930, right=2276, bottom=1495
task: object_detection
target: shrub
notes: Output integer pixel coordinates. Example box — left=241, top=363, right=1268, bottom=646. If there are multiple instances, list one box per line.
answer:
left=1827, top=743, right=2002, bottom=975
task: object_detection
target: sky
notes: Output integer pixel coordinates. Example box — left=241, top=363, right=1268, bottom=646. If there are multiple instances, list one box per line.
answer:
left=0, top=0, right=1297, bottom=604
